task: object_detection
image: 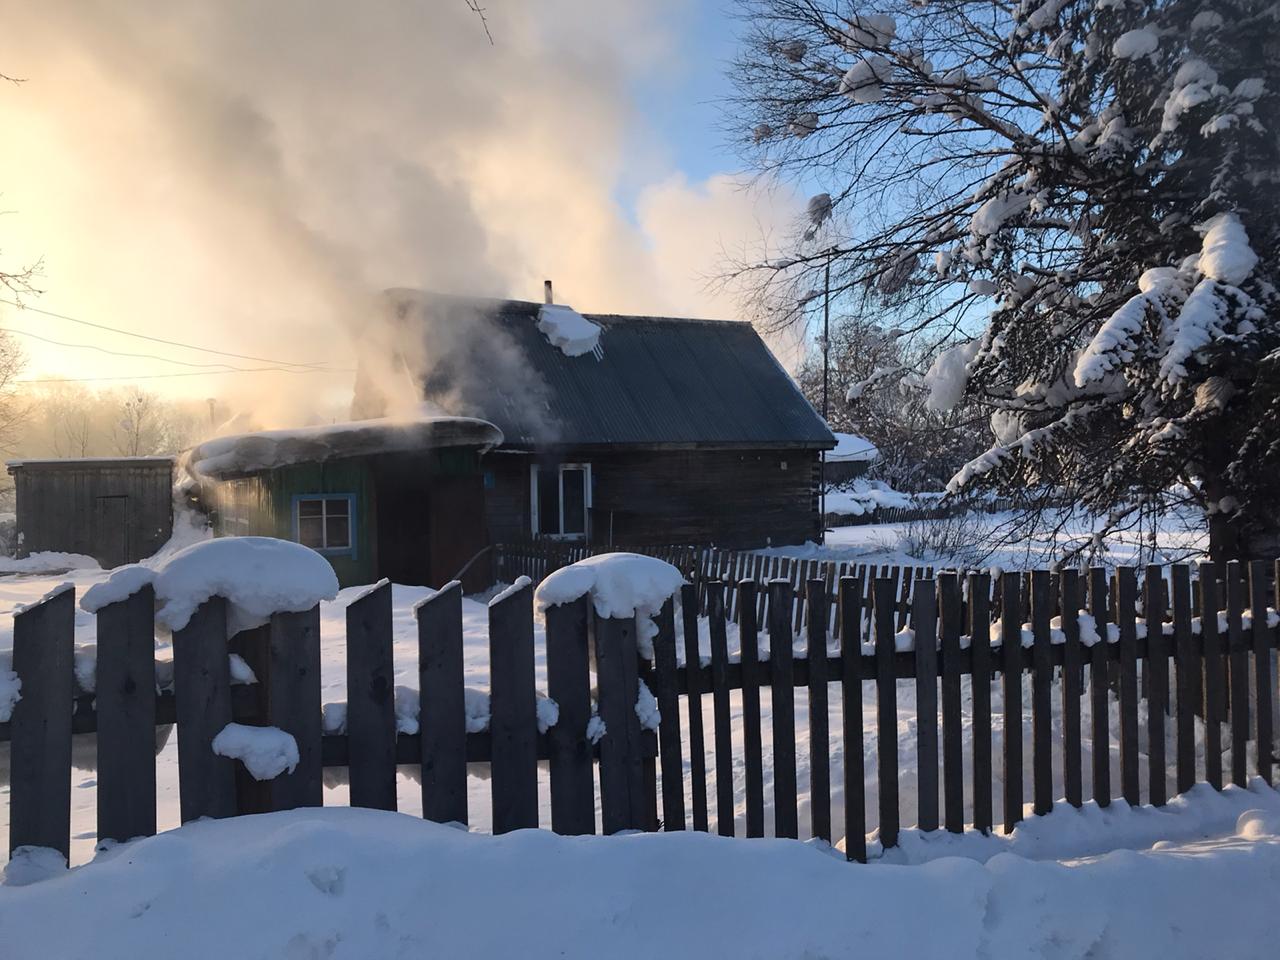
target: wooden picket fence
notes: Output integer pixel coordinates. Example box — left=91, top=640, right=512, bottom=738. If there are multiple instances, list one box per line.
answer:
left=826, top=495, right=1022, bottom=526
left=496, top=540, right=938, bottom=635
left=2, top=559, right=1278, bottom=867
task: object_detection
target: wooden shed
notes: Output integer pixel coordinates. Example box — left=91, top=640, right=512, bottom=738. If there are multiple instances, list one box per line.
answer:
left=187, top=417, right=503, bottom=589
left=7, top=457, right=174, bottom=568
left=353, top=292, right=837, bottom=551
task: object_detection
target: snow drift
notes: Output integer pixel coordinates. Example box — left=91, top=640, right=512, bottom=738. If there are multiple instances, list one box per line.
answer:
left=1, top=800, right=1277, bottom=959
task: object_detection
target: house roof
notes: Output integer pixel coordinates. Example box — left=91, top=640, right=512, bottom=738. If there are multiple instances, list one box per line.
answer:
left=828, top=432, right=879, bottom=463
left=183, top=416, right=503, bottom=481
left=379, top=293, right=835, bottom=451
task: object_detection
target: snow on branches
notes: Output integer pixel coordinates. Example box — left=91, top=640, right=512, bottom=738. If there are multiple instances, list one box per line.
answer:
left=731, top=0, right=1280, bottom=557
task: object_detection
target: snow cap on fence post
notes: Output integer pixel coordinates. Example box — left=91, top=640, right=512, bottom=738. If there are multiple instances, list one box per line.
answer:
left=148, top=537, right=340, bottom=637
left=534, top=551, right=685, bottom=658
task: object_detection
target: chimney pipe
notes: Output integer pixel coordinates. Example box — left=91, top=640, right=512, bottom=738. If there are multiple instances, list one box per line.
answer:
left=544, top=279, right=553, bottom=305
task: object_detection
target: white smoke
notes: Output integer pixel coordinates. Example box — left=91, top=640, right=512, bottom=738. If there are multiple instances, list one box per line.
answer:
left=0, top=1, right=803, bottom=432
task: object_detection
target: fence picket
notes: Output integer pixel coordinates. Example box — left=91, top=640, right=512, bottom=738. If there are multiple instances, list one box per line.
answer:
left=707, top=583, right=735, bottom=836
left=173, top=596, right=237, bottom=824
left=939, top=573, right=964, bottom=833
left=770, top=579, right=799, bottom=839
left=874, top=578, right=899, bottom=848
left=419, top=581, right=468, bottom=827
left=489, top=581, right=539, bottom=833
left=1172, top=565, right=1197, bottom=794
left=545, top=594, right=595, bottom=835
left=1001, top=572, right=1023, bottom=833
left=969, top=573, right=993, bottom=835
left=1115, top=568, right=1140, bottom=806
left=1225, top=562, right=1250, bottom=788
left=806, top=579, right=832, bottom=843
left=95, top=586, right=157, bottom=844
left=346, top=582, right=396, bottom=812
left=1089, top=568, right=1111, bottom=806
left=1060, top=570, right=1084, bottom=808
left=1030, top=570, right=1053, bottom=817
left=737, top=578, right=762, bottom=839
left=840, top=577, right=867, bottom=862
left=1250, top=561, right=1274, bottom=785
left=914, top=579, right=939, bottom=833
left=652, top=598, right=685, bottom=831
left=9, top=586, right=75, bottom=860
left=680, top=583, right=709, bottom=832
left=267, top=607, right=323, bottom=811
left=1145, top=566, right=1168, bottom=807
left=1200, top=562, right=1224, bottom=790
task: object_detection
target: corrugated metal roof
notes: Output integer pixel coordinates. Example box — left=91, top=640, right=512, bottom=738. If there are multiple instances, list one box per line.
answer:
left=403, top=295, right=834, bottom=450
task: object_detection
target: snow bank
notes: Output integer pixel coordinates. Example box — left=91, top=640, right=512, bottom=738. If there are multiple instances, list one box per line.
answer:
left=535, top=553, right=684, bottom=620
left=211, top=723, right=299, bottom=781
left=2, top=846, right=66, bottom=888
left=152, top=537, right=339, bottom=635
left=824, top=479, right=915, bottom=516
left=0, top=552, right=99, bottom=576
left=536, top=304, right=600, bottom=358
left=3, top=801, right=1277, bottom=958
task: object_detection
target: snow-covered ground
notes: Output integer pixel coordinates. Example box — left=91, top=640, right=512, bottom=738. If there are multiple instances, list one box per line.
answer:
left=774, top=505, right=1208, bottom=570
left=3, top=787, right=1279, bottom=959
left=2, top=510, right=1273, bottom=958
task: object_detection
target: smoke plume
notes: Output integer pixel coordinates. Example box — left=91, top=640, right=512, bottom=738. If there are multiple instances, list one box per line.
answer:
left=0, top=1, right=801, bottom=431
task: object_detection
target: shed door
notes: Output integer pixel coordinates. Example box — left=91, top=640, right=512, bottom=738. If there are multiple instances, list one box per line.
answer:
left=95, top=495, right=130, bottom=569
left=429, top=474, right=487, bottom=591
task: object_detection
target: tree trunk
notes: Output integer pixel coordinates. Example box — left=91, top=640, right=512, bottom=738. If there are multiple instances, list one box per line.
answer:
left=1208, top=510, right=1280, bottom=564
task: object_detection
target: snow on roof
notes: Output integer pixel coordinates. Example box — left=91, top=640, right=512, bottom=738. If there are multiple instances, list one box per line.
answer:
left=827, top=432, right=878, bottom=463
left=536, top=304, right=601, bottom=358
left=151, top=536, right=340, bottom=635
left=185, top=415, right=503, bottom=481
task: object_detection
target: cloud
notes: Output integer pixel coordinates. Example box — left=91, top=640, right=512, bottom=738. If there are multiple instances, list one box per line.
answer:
left=0, top=0, right=801, bottom=425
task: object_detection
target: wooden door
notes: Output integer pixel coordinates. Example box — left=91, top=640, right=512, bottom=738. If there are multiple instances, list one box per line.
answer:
left=94, top=495, right=129, bottom=569
left=428, top=474, right=487, bottom=591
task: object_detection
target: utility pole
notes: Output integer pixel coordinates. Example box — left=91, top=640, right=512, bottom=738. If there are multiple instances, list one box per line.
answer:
left=819, top=254, right=831, bottom=544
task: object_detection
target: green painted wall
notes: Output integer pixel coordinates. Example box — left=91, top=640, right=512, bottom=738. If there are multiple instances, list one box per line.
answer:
left=207, top=459, right=377, bottom=586
left=205, top=450, right=483, bottom=588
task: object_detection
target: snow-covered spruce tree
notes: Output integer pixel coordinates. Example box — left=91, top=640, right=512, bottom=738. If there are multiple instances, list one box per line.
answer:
left=730, top=0, right=1279, bottom=561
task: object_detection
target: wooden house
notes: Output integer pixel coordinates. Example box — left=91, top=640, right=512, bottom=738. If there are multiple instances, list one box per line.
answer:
left=352, top=292, right=836, bottom=555
left=187, top=418, right=502, bottom=589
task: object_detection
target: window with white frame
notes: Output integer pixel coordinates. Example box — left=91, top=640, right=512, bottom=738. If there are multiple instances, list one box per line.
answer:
left=294, top=494, right=354, bottom=553
left=530, top=463, right=591, bottom=538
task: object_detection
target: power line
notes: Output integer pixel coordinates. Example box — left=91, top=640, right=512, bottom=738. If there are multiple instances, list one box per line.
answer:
left=0, top=298, right=330, bottom=369
left=19, top=366, right=355, bottom=384
left=1, top=325, right=246, bottom=371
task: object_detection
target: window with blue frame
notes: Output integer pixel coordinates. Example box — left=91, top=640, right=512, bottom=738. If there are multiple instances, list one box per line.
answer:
left=293, top=494, right=355, bottom=554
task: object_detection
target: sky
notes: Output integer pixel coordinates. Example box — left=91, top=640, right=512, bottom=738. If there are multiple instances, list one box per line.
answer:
left=0, top=0, right=804, bottom=425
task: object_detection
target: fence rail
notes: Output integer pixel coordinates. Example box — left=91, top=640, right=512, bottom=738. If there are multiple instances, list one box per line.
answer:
left=825, top=495, right=1024, bottom=526
left=495, top=540, right=937, bottom=634
left=3, top=558, right=1278, bottom=868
